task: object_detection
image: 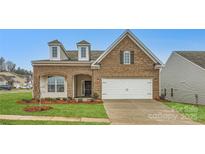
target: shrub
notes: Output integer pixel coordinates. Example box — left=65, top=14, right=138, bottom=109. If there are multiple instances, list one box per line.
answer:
left=160, top=94, right=165, bottom=100
left=93, top=92, right=99, bottom=99
left=50, top=98, right=56, bottom=101
left=67, top=97, right=73, bottom=100
left=63, top=98, right=67, bottom=101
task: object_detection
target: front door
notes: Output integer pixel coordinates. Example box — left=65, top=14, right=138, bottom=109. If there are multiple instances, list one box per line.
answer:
left=84, top=81, right=91, bottom=97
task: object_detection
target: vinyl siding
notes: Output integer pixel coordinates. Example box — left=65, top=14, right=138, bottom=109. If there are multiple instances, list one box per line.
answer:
left=161, top=52, right=205, bottom=105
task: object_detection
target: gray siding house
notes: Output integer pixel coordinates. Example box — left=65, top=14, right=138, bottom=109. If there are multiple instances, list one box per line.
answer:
left=161, top=51, right=205, bottom=105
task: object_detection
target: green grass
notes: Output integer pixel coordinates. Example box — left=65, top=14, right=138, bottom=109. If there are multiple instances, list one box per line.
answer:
left=0, top=89, right=31, bottom=94
left=0, top=92, right=108, bottom=118
left=164, top=101, right=205, bottom=123
left=0, top=119, right=109, bottom=125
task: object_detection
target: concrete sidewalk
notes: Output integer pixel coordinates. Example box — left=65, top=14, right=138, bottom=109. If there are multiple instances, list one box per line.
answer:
left=0, top=115, right=110, bottom=123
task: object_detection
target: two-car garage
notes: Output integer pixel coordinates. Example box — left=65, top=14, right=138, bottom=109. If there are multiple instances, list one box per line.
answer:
left=101, top=78, right=153, bottom=99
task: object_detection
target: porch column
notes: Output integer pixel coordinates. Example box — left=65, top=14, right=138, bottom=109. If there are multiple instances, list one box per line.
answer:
left=66, top=75, right=73, bottom=98
left=93, top=70, right=101, bottom=98
left=33, top=75, right=40, bottom=99
left=91, top=75, right=94, bottom=97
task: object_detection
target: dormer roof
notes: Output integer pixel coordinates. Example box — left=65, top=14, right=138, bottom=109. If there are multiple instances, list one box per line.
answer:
left=48, top=39, right=62, bottom=45
left=77, top=40, right=90, bottom=45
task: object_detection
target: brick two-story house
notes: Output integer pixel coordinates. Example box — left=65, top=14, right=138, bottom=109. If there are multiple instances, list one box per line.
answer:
left=32, top=30, right=162, bottom=99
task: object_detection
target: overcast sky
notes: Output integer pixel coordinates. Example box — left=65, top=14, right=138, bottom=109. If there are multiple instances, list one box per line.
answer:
left=1, top=29, right=205, bottom=70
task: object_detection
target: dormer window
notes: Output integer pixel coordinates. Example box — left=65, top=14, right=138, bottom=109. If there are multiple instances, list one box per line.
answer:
left=52, top=47, right=58, bottom=58
left=81, top=47, right=86, bottom=58
left=77, top=40, right=91, bottom=61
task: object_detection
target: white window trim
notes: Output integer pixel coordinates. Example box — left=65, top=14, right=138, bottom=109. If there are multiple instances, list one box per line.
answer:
left=52, top=47, right=58, bottom=58
left=78, top=46, right=89, bottom=61
left=49, top=46, right=60, bottom=60
left=81, top=47, right=86, bottom=58
left=47, top=76, right=65, bottom=93
left=123, top=51, right=131, bottom=64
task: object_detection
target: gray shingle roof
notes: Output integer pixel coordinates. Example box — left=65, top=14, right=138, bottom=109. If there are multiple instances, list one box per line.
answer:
left=66, top=50, right=104, bottom=61
left=176, top=51, right=205, bottom=69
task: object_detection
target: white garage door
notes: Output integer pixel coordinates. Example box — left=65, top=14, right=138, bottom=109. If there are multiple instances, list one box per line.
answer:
left=102, top=78, right=152, bottom=99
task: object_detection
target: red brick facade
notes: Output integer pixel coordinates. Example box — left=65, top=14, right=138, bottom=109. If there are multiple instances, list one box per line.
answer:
left=33, top=35, right=160, bottom=99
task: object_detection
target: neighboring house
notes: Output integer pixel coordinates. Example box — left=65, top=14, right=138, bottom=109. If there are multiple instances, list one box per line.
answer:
left=161, top=51, right=205, bottom=105
left=32, top=30, right=162, bottom=99
left=0, top=76, right=8, bottom=85
left=0, top=72, right=27, bottom=88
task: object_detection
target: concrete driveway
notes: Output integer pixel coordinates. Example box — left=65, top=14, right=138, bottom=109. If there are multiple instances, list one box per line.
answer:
left=104, top=99, right=199, bottom=125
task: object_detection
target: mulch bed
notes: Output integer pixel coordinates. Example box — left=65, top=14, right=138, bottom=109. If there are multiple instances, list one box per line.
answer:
left=155, top=98, right=170, bottom=102
left=24, top=106, right=53, bottom=112
left=17, top=99, right=103, bottom=105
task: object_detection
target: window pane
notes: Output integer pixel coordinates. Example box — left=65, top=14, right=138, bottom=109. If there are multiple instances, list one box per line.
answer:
left=56, top=76, right=64, bottom=92
left=124, top=52, right=130, bottom=64
left=48, top=76, right=65, bottom=92
left=48, top=85, right=55, bottom=92
left=48, top=76, right=55, bottom=92
left=57, top=85, right=64, bottom=92
left=52, top=47, right=57, bottom=57
left=81, top=47, right=86, bottom=58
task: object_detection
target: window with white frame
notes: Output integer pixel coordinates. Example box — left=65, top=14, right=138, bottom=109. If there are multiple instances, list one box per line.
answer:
left=81, top=47, right=86, bottom=58
left=52, top=47, right=58, bottom=58
left=48, top=76, right=64, bottom=92
left=123, top=51, right=130, bottom=64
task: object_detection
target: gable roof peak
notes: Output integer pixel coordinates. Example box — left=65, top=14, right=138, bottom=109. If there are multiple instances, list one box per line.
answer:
left=124, top=29, right=132, bottom=34
left=92, top=29, right=163, bottom=66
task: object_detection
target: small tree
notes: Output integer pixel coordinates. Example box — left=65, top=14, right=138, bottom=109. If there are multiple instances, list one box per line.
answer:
left=93, top=92, right=99, bottom=100
left=6, top=61, right=16, bottom=72
left=0, top=57, right=6, bottom=71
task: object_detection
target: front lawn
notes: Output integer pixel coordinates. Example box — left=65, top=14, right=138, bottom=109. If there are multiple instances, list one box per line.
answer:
left=0, top=120, right=109, bottom=125
left=0, top=92, right=108, bottom=118
left=164, top=101, right=205, bottom=123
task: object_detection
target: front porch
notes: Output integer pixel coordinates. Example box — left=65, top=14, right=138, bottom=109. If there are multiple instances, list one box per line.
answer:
left=74, top=74, right=92, bottom=98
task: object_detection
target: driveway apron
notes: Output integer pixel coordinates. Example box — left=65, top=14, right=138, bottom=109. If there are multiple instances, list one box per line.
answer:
left=103, top=99, right=199, bottom=125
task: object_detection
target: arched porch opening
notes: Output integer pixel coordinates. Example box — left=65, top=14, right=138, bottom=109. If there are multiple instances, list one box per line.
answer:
left=74, top=74, right=92, bottom=98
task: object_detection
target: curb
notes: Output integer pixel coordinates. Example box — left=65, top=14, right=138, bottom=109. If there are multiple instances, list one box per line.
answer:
left=0, top=115, right=110, bottom=123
